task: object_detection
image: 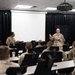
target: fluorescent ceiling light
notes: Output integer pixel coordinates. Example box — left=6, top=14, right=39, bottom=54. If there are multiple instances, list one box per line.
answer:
left=45, top=7, right=57, bottom=10
left=70, top=9, right=75, bottom=12
left=11, top=10, right=47, bottom=14
left=15, top=5, right=32, bottom=9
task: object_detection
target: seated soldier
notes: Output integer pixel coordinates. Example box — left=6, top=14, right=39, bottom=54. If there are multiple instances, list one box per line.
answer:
left=36, top=40, right=42, bottom=47
left=18, top=42, right=33, bottom=65
left=42, top=41, right=53, bottom=53
left=0, top=46, right=19, bottom=75
left=42, top=41, right=67, bottom=61
left=68, top=41, right=75, bottom=60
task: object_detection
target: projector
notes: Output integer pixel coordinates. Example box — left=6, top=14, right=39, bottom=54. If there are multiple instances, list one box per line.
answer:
left=57, top=2, right=73, bottom=11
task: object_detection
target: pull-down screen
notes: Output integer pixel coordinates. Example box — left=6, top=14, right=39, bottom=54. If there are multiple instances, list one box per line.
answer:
left=11, top=11, right=46, bottom=42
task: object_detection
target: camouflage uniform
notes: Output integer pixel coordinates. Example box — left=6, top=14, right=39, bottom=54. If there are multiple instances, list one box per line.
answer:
left=68, top=48, right=75, bottom=60
left=0, top=60, right=19, bottom=75
left=68, top=48, right=75, bottom=75
left=50, top=33, right=65, bottom=50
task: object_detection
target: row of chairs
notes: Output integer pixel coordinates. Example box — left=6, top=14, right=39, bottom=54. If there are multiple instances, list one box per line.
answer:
left=6, top=54, right=54, bottom=75
left=20, top=51, right=62, bottom=67
left=21, top=52, right=62, bottom=66
left=6, top=54, right=74, bottom=75
left=9, top=41, right=46, bottom=50
left=41, top=51, right=62, bottom=62
left=10, top=46, right=63, bottom=57
left=10, top=46, right=46, bottom=57
left=10, top=49, right=63, bottom=64
left=10, top=44, right=70, bottom=58
left=16, top=41, right=70, bottom=52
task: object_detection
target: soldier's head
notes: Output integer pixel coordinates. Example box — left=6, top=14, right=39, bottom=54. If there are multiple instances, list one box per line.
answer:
left=38, top=40, right=42, bottom=45
left=72, top=41, right=75, bottom=48
left=10, top=32, right=15, bottom=37
left=0, top=46, right=10, bottom=60
left=25, top=42, right=32, bottom=52
left=56, top=28, right=60, bottom=33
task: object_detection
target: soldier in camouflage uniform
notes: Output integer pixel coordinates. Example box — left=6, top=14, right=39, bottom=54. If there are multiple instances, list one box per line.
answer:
left=49, top=28, right=65, bottom=50
left=68, top=41, right=75, bottom=75
left=68, top=41, right=75, bottom=60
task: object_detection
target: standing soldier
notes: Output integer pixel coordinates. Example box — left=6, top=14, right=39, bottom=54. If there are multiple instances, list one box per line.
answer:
left=49, top=28, right=65, bottom=50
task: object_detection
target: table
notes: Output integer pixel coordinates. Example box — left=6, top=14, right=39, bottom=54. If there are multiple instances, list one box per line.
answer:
left=24, top=60, right=75, bottom=75
left=10, top=57, right=75, bottom=71
left=10, top=57, right=19, bottom=62
left=51, top=60, right=75, bottom=70
left=10, top=57, right=75, bottom=75
left=25, top=65, right=37, bottom=75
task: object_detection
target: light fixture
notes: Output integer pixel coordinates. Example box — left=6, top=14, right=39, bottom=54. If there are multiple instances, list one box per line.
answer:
left=15, top=5, right=32, bottom=9
left=70, top=9, right=75, bottom=12
left=45, top=7, right=57, bottom=10
left=57, top=0, right=73, bottom=11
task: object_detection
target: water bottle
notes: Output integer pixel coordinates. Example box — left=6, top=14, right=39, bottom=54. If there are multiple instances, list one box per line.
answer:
left=12, top=52, right=15, bottom=57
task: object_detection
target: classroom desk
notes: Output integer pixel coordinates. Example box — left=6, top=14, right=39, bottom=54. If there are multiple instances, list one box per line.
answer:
left=10, top=57, right=75, bottom=71
left=51, top=60, right=74, bottom=70
left=25, top=65, right=37, bottom=75
left=24, top=60, right=75, bottom=75
left=10, top=57, right=19, bottom=62
left=10, top=57, right=75, bottom=75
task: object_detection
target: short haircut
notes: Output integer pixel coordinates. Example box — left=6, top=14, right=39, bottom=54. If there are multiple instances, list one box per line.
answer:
left=25, top=42, right=32, bottom=50
left=72, top=41, right=75, bottom=47
left=38, top=40, right=42, bottom=44
left=10, top=32, right=14, bottom=36
left=0, top=46, right=10, bottom=60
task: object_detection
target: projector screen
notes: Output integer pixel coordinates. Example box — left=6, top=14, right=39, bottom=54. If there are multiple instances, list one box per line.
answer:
left=11, top=11, right=46, bottom=42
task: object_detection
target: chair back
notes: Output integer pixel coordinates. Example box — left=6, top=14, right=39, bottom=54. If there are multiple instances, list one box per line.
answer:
left=20, top=53, right=39, bottom=66
left=6, top=66, right=27, bottom=75
left=41, top=51, right=62, bottom=62
left=63, top=44, right=69, bottom=51
left=34, top=55, right=53, bottom=75
left=34, top=46, right=46, bottom=54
